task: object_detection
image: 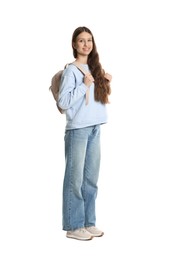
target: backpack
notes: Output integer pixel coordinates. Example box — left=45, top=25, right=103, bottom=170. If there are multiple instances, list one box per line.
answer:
left=49, top=61, right=88, bottom=114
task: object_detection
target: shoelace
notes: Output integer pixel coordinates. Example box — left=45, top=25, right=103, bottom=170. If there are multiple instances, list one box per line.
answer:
left=79, top=228, right=87, bottom=233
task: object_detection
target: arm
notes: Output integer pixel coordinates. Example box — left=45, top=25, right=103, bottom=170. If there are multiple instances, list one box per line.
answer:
left=57, top=70, right=88, bottom=110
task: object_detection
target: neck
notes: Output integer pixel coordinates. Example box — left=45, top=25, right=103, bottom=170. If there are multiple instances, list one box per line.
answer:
left=75, top=56, right=88, bottom=65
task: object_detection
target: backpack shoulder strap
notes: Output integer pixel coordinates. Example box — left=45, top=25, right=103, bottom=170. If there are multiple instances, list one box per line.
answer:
left=72, top=61, right=90, bottom=105
left=71, top=61, right=88, bottom=75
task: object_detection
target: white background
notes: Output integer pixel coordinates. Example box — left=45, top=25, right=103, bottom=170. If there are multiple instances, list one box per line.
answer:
left=0, top=0, right=173, bottom=259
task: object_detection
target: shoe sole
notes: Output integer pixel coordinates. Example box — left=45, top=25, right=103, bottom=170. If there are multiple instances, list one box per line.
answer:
left=66, top=235, right=93, bottom=241
left=91, top=232, right=104, bottom=237
left=86, top=231, right=104, bottom=237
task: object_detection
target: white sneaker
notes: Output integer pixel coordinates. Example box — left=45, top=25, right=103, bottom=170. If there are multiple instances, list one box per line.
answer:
left=66, top=228, right=93, bottom=241
left=85, top=226, right=104, bottom=237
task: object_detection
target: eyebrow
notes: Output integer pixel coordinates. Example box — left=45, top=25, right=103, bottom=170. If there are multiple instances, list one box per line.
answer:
left=77, top=37, right=92, bottom=40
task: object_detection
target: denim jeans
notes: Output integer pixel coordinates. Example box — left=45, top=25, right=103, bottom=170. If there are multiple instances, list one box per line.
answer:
left=62, top=125, right=101, bottom=231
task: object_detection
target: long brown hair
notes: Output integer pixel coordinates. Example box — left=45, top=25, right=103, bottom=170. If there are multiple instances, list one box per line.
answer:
left=72, top=26, right=111, bottom=104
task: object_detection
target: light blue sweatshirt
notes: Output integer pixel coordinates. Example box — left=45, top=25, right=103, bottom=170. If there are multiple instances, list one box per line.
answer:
left=57, top=63, right=108, bottom=130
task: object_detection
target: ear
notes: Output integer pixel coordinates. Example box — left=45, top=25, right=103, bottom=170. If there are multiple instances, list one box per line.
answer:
left=72, top=42, right=76, bottom=49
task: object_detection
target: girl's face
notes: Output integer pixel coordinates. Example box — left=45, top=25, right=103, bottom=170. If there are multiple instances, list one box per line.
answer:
left=73, top=32, right=93, bottom=57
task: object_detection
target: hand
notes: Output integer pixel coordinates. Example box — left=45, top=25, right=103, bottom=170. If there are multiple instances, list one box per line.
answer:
left=84, top=73, right=94, bottom=87
left=104, top=73, right=112, bottom=82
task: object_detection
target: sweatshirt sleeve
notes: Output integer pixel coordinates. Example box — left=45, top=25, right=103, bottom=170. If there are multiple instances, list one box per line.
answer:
left=57, top=68, right=88, bottom=110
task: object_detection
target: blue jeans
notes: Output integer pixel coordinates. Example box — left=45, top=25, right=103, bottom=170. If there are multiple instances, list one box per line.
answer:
left=62, top=125, right=101, bottom=231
